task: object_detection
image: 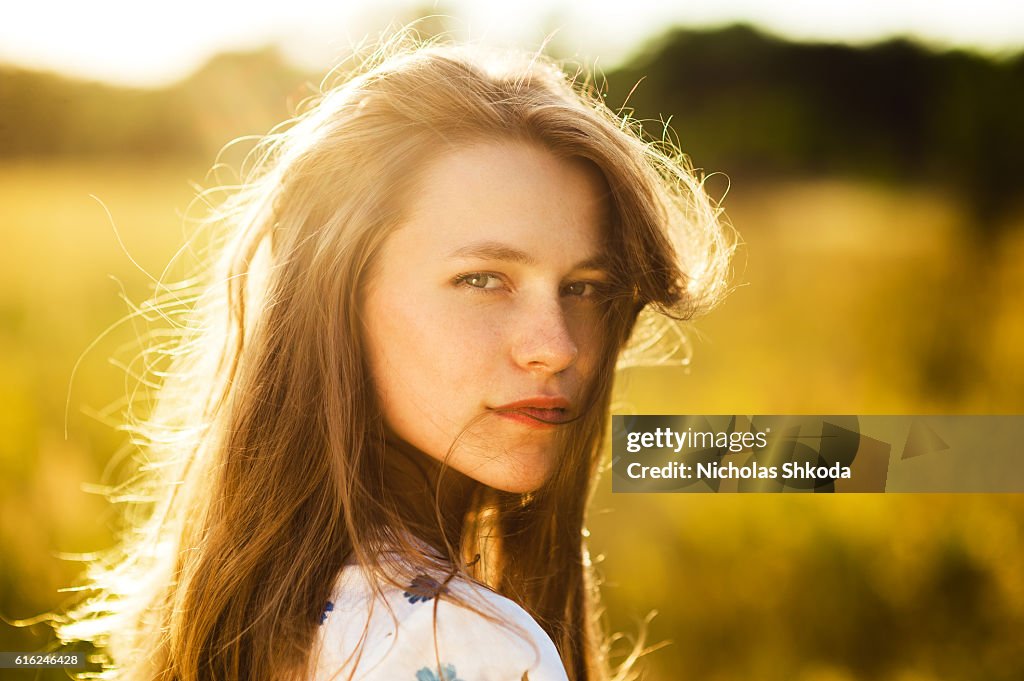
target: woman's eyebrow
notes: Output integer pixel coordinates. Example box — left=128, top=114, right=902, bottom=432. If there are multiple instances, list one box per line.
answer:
left=447, top=240, right=610, bottom=271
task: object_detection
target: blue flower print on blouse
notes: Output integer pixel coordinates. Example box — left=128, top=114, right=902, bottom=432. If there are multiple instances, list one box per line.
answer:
left=415, top=663, right=463, bottom=681
left=318, top=600, right=334, bottom=625
left=403, top=574, right=448, bottom=604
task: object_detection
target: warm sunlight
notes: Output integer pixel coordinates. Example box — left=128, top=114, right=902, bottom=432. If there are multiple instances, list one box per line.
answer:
left=2, top=0, right=1023, bottom=86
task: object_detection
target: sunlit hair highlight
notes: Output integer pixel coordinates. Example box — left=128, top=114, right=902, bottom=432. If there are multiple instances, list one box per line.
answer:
left=52, top=30, right=735, bottom=681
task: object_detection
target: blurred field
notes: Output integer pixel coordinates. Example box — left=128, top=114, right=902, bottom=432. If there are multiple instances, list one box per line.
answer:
left=1, top=159, right=1023, bottom=680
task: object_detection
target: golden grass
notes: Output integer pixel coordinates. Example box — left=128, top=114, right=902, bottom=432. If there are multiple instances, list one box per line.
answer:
left=2, top=160, right=1021, bottom=680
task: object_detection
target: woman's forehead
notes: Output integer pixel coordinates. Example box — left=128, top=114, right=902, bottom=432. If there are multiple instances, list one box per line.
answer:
left=392, top=140, right=611, bottom=264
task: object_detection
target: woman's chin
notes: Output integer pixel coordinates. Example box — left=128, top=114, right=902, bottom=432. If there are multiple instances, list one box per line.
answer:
left=488, top=476, right=546, bottom=494
left=474, top=455, right=555, bottom=494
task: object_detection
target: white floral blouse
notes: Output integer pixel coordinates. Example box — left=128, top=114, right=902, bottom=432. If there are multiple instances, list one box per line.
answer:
left=308, top=560, right=570, bottom=681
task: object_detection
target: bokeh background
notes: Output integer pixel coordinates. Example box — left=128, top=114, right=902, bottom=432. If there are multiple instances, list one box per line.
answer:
left=2, top=2, right=1023, bottom=680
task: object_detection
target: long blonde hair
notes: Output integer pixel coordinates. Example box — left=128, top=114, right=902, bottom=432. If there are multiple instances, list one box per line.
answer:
left=54, top=34, right=733, bottom=681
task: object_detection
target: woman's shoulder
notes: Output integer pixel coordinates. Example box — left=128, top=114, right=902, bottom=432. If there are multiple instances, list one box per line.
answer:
left=310, top=562, right=569, bottom=681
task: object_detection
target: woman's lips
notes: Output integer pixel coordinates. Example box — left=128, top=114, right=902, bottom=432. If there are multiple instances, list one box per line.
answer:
left=496, top=408, right=571, bottom=427
left=490, top=398, right=573, bottom=427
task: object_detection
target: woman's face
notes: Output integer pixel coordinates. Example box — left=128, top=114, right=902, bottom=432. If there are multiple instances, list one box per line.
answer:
left=362, top=140, right=612, bottom=493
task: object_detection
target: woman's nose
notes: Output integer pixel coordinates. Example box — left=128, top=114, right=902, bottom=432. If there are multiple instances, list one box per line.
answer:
left=511, top=296, right=579, bottom=374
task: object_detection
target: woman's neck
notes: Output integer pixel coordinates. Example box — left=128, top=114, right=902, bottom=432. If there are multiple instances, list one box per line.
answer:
left=381, top=432, right=478, bottom=557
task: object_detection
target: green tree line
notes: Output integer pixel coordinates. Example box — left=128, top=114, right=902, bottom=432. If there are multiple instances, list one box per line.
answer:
left=3, top=25, right=1021, bottom=224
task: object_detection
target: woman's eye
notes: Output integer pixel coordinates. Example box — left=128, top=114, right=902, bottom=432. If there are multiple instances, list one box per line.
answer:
left=563, top=281, right=597, bottom=297
left=455, top=273, right=504, bottom=290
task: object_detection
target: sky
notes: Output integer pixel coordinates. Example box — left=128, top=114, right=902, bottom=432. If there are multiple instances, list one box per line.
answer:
left=3, top=0, right=1024, bottom=87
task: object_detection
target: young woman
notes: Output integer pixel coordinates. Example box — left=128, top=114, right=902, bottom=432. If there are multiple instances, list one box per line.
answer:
left=55, top=36, right=733, bottom=681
